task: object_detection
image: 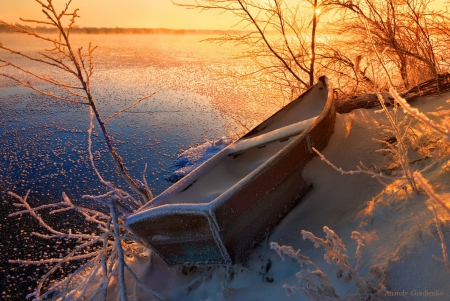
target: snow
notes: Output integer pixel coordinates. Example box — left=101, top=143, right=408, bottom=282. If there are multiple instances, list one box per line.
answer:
left=229, top=116, right=316, bottom=154
left=56, top=91, right=450, bottom=300
left=166, top=138, right=232, bottom=182
left=141, top=116, right=317, bottom=212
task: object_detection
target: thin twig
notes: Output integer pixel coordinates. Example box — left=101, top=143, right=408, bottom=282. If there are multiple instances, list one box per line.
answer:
left=104, top=92, right=157, bottom=123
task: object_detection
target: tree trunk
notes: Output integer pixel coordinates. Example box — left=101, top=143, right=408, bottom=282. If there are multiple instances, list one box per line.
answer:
left=399, top=55, right=409, bottom=89
left=310, top=0, right=318, bottom=87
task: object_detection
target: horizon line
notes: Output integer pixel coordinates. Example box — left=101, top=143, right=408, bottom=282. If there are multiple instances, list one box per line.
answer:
left=0, top=23, right=247, bottom=34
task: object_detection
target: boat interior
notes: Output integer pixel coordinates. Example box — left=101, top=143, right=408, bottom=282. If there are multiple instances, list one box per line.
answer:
left=141, top=80, right=329, bottom=208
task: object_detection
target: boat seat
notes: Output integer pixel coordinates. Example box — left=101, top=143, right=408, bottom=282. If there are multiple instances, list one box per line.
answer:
left=228, top=116, right=317, bottom=155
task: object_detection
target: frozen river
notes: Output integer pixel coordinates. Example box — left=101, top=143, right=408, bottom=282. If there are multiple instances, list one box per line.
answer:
left=0, top=33, right=282, bottom=300
left=1, top=34, right=237, bottom=198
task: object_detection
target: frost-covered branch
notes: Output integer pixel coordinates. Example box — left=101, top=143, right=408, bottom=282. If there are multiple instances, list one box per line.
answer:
left=430, top=205, right=450, bottom=270
left=104, top=92, right=157, bottom=123
left=8, top=190, right=98, bottom=240
left=8, top=188, right=162, bottom=301
left=140, top=163, right=154, bottom=201
left=351, top=231, right=365, bottom=273
left=413, top=171, right=450, bottom=270
left=414, top=171, right=450, bottom=215
left=283, top=269, right=342, bottom=300
left=302, top=227, right=354, bottom=283
left=390, top=88, right=450, bottom=141
left=301, top=227, right=386, bottom=299
left=0, top=0, right=155, bottom=204
left=86, top=107, right=142, bottom=214
left=272, top=227, right=385, bottom=300
left=375, top=90, right=418, bottom=192
left=0, top=73, right=89, bottom=105
left=0, top=59, right=83, bottom=90
left=312, top=147, right=396, bottom=186
left=270, top=242, right=319, bottom=269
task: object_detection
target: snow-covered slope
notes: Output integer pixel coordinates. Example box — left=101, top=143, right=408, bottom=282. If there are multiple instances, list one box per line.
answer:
left=111, top=92, right=450, bottom=300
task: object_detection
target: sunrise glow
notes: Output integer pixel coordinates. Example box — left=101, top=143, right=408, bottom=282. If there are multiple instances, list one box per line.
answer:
left=1, top=0, right=239, bottom=29
left=1, top=0, right=446, bottom=30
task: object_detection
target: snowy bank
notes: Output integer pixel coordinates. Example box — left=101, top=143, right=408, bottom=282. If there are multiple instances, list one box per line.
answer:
left=52, top=92, right=450, bottom=301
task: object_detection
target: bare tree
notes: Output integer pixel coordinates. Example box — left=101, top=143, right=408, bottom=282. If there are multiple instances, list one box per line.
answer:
left=6, top=116, right=164, bottom=300
left=174, top=0, right=327, bottom=97
left=0, top=0, right=154, bottom=204
left=1, top=2, right=161, bottom=299
left=325, top=0, right=450, bottom=90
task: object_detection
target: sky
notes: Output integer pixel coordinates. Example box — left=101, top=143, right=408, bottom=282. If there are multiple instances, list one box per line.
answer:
left=1, top=0, right=240, bottom=30
left=1, top=0, right=446, bottom=30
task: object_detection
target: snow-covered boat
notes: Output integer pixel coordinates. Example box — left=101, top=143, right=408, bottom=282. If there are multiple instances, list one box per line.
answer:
left=125, top=76, right=336, bottom=266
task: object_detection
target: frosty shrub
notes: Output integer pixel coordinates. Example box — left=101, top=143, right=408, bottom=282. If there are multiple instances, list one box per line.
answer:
left=362, top=22, right=417, bottom=193
left=313, top=13, right=450, bottom=198
left=314, top=87, right=450, bottom=271
left=283, top=270, right=342, bottom=301
left=7, top=110, right=164, bottom=301
left=413, top=172, right=450, bottom=270
left=390, top=85, right=450, bottom=270
left=389, top=88, right=450, bottom=142
left=271, top=227, right=386, bottom=301
left=8, top=191, right=163, bottom=301
left=1, top=1, right=162, bottom=300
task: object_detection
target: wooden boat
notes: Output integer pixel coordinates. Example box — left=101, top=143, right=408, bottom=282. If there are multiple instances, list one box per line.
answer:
left=125, top=76, right=336, bottom=266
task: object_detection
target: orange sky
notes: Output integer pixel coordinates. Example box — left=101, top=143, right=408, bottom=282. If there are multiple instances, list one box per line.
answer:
left=1, top=0, right=239, bottom=30
left=2, top=0, right=446, bottom=30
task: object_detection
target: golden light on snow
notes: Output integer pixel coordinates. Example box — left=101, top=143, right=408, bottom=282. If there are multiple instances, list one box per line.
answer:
left=344, top=114, right=353, bottom=138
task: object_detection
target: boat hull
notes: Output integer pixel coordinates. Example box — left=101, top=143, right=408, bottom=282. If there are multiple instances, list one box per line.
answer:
left=125, top=76, right=336, bottom=266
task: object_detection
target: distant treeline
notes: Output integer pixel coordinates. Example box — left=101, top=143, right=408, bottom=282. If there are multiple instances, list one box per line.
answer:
left=0, top=23, right=244, bottom=35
